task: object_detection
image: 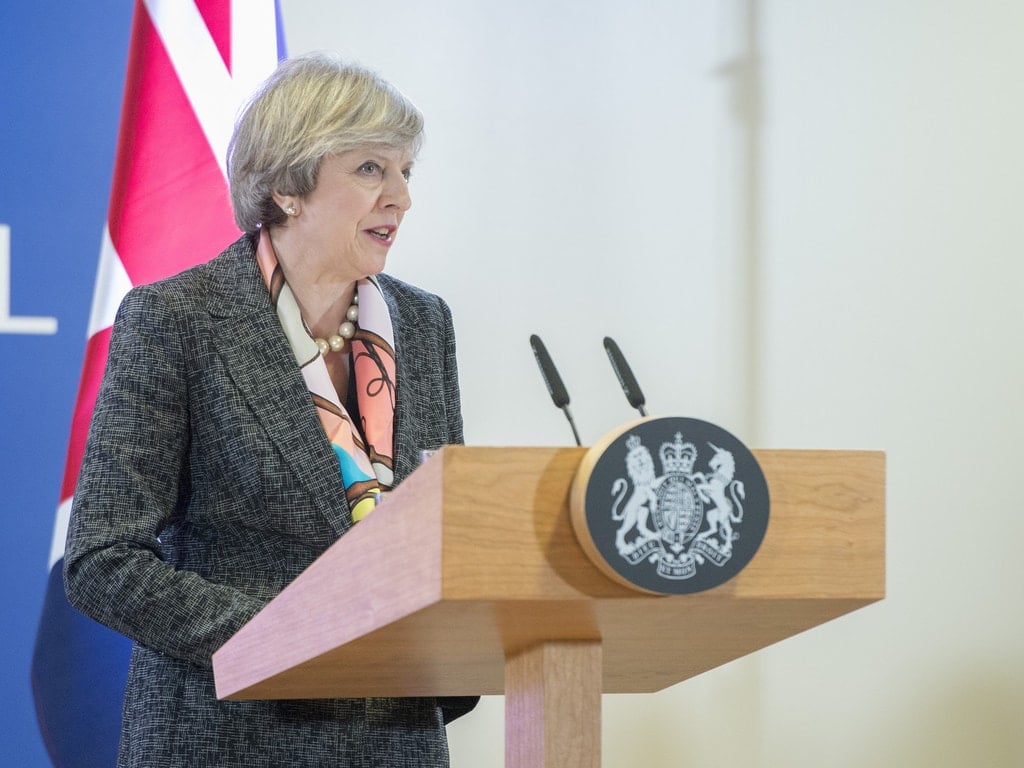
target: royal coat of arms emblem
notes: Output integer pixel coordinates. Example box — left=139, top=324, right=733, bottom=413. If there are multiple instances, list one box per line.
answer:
left=571, top=417, right=769, bottom=594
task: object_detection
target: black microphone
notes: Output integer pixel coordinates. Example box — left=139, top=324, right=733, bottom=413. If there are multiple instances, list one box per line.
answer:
left=529, top=334, right=582, bottom=446
left=603, top=336, right=648, bottom=417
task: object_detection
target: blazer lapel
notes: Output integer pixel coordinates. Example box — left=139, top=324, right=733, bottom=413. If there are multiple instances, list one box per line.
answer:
left=379, top=281, right=417, bottom=485
left=204, top=237, right=352, bottom=538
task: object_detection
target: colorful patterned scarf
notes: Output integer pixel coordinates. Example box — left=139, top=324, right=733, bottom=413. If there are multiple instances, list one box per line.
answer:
left=256, top=228, right=396, bottom=522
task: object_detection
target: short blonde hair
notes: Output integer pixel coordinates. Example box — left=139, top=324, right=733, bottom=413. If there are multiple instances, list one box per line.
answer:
left=228, top=53, right=424, bottom=233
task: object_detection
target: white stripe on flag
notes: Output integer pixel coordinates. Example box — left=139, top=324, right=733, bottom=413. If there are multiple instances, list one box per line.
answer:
left=231, top=0, right=281, bottom=104
left=48, top=497, right=74, bottom=571
left=86, top=224, right=132, bottom=338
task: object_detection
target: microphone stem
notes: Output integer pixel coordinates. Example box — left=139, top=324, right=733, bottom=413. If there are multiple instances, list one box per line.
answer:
left=562, top=405, right=582, bottom=446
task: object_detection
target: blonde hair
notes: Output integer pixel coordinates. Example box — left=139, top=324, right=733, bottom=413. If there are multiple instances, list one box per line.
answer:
left=228, top=52, right=423, bottom=233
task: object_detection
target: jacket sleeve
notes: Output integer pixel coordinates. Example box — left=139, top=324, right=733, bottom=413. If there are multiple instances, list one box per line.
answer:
left=439, top=297, right=464, bottom=446
left=63, top=284, right=264, bottom=669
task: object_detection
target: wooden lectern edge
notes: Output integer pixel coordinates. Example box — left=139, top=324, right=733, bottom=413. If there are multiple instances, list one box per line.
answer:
left=215, top=593, right=884, bottom=701
left=212, top=457, right=448, bottom=700
left=213, top=444, right=885, bottom=702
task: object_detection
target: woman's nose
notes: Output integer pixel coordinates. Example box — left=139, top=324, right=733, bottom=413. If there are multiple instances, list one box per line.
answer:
left=381, top=173, right=411, bottom=211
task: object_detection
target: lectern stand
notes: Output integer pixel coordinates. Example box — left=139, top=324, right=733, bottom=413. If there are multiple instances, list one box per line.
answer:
left=213, top=447, right=885, bottom=767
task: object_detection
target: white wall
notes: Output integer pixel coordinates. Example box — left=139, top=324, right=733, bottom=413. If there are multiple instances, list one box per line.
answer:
left=280, top=1, right=1024, bottom=765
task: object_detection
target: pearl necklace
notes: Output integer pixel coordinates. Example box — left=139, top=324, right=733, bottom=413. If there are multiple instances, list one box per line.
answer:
left=313, top=294, right=359, bottom=355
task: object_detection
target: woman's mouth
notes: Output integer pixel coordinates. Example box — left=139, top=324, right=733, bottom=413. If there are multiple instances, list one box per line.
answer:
left=367, top=226, right=394, bottom=243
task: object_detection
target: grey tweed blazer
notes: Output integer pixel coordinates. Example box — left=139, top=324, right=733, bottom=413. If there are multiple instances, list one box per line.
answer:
left=64, top=234, right=477, bottom=768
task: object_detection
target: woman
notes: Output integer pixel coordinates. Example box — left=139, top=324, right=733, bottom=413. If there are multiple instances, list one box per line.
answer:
left=64, top=53, right=476, bottom=767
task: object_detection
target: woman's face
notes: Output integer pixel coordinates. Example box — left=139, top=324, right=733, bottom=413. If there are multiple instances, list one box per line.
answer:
left=284, top=145, right=414, bottom=281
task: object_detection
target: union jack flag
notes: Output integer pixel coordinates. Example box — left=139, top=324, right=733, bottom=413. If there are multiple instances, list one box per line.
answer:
left=31, top=3, right=283, bottom=763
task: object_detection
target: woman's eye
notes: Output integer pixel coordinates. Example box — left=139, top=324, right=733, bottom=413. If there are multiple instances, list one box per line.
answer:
left=359, top=161, right=381, bottom=175
left=402, top=168, right=412, bottom=182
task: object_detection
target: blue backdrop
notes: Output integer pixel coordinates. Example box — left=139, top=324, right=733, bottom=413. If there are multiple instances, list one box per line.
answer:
left=1, top=4, right=133, bottom=764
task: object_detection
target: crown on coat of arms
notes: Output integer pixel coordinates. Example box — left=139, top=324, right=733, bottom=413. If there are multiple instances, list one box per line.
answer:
left=661, top=432, right=697, bottom=474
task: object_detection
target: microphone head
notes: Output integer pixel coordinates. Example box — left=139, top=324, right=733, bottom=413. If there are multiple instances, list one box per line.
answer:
left=603, top=336, right=646, bottom=410
left=529, top=334, right=571, bottom=408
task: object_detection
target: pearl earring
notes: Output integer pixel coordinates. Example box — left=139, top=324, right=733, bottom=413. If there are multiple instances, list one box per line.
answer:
left=286, top=205, right=297, bottom=216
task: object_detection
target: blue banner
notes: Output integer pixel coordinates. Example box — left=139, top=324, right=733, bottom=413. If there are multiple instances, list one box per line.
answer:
left=1, top=3, right=133, bottom=765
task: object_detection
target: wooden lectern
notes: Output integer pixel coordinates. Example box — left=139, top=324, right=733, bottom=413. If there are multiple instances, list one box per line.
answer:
left=213, top=446, right=884, bottom=767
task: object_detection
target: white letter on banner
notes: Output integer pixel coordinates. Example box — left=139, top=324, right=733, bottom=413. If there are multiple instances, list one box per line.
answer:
left=0, top=224, right=58, bottom=335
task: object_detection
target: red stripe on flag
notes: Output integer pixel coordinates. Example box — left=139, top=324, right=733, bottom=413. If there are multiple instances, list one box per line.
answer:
left=106, top=2, right=240, bottom=288
left=60, top=327, right=112, bottom=502
left=196, top=0, right=232, bottom=72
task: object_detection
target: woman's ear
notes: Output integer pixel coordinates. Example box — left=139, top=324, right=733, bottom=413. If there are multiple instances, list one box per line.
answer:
left=271, top=191, right=300, bottom=218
